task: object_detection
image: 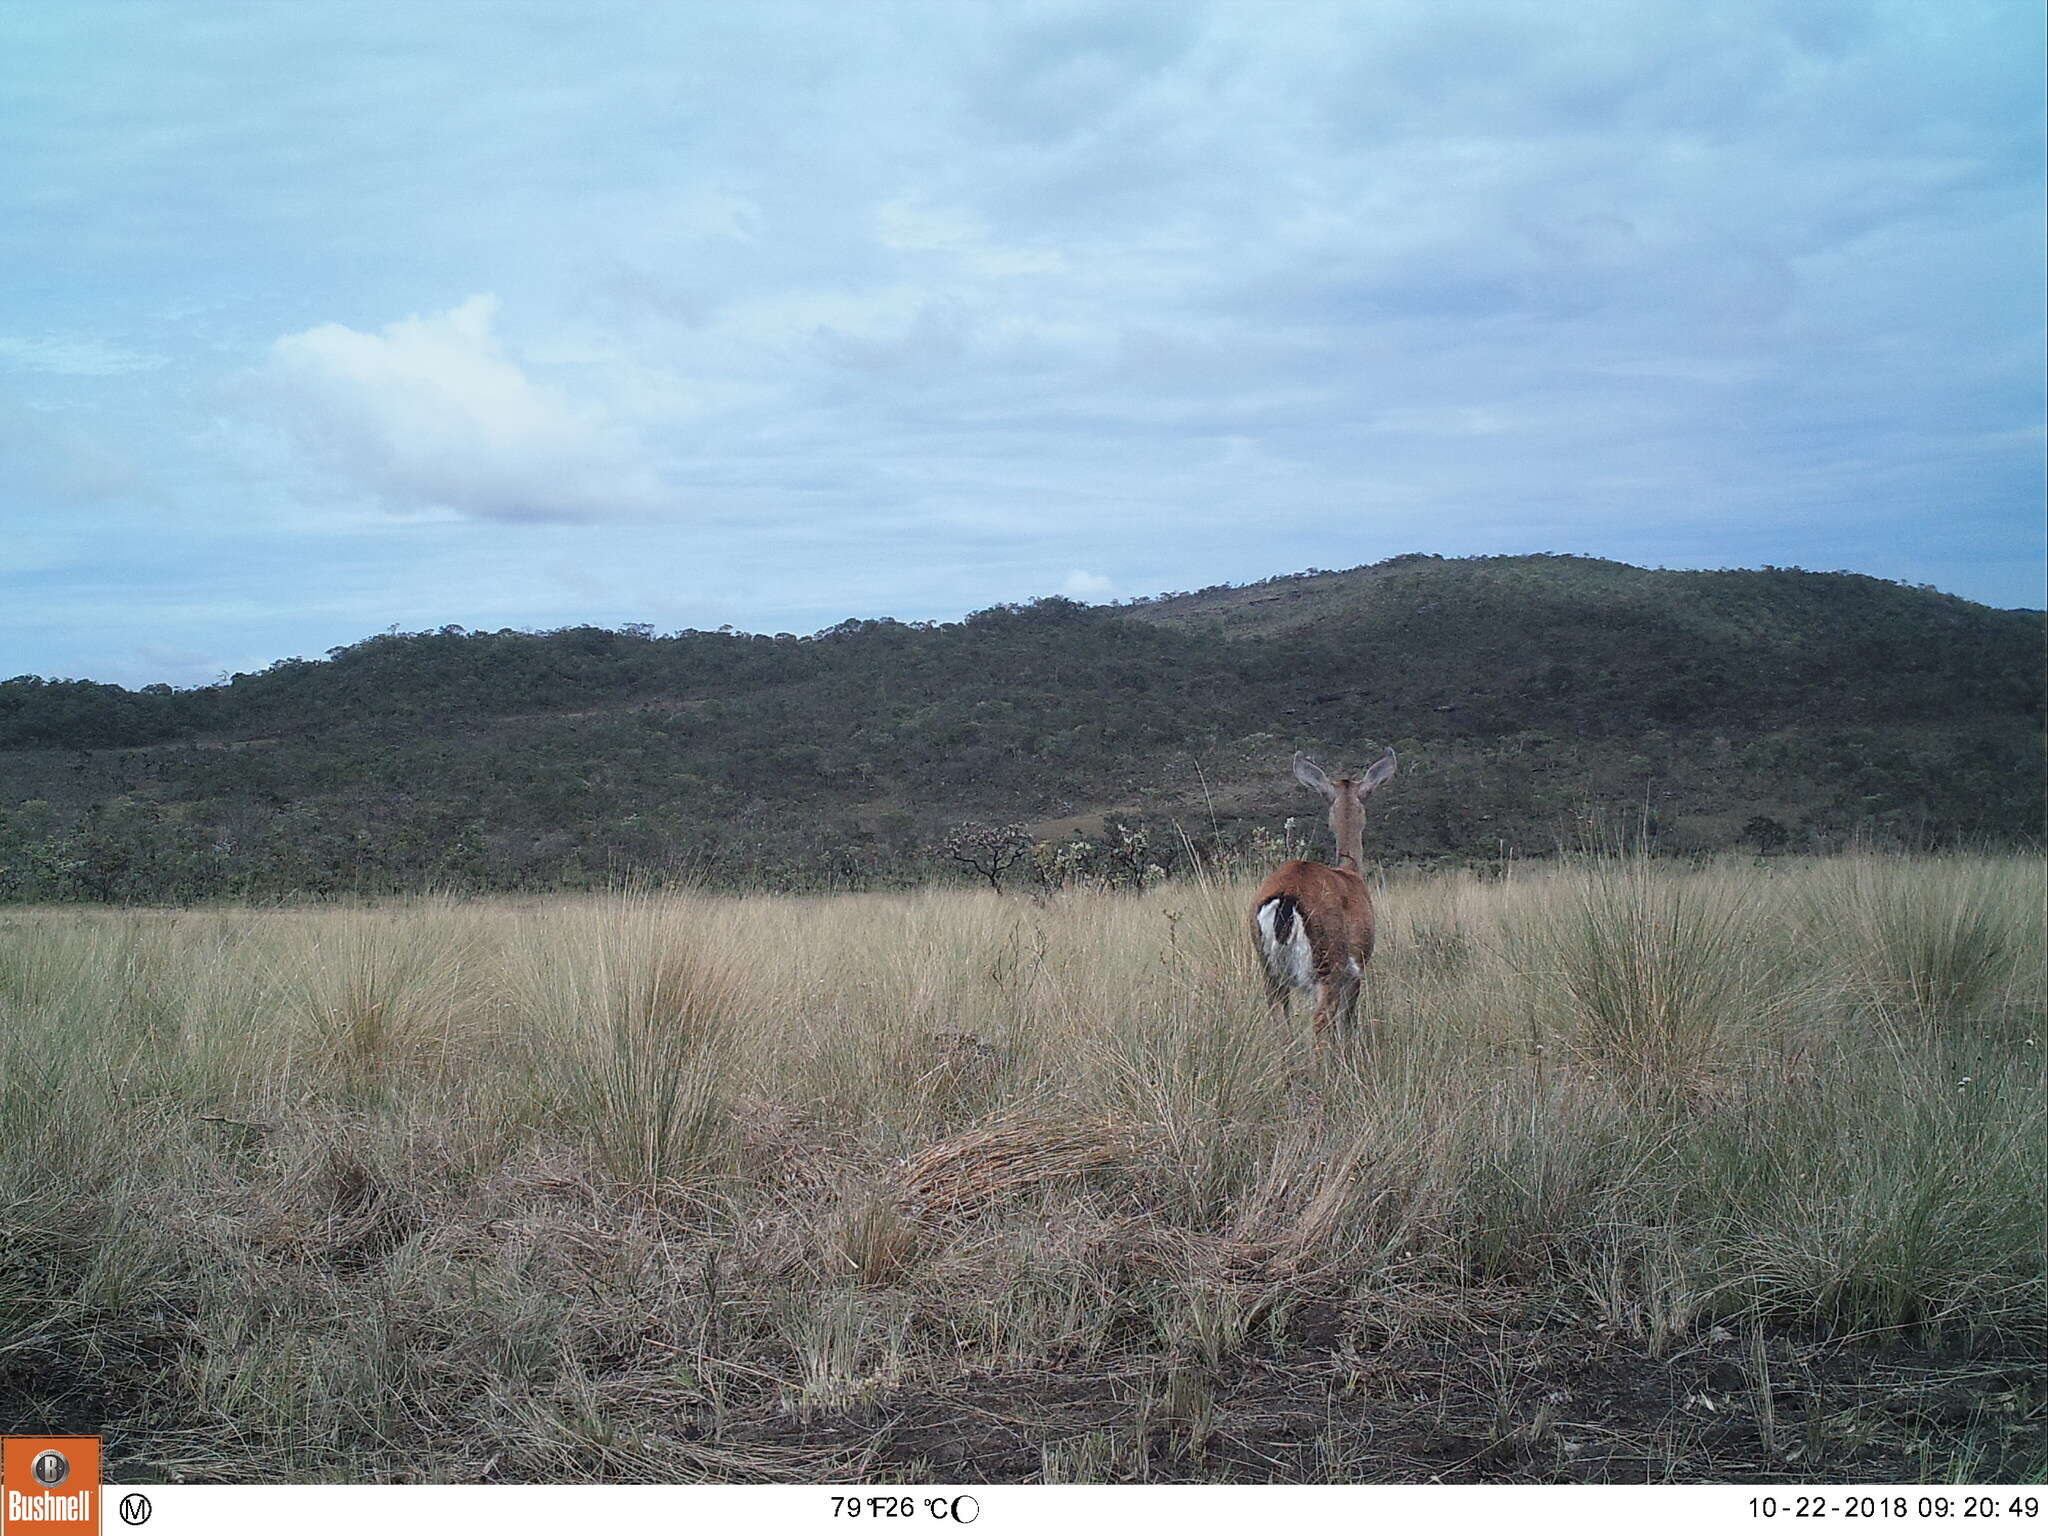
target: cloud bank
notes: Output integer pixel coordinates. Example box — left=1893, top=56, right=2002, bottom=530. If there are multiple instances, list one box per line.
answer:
left=264, top=296, right=667, bottom=523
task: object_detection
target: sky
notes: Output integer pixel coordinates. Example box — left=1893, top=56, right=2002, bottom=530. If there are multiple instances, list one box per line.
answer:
left=2, top=0, right=2042, bottom=688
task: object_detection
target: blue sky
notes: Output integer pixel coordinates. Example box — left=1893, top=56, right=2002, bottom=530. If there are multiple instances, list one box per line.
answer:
left=2, top=0, right=2042, bottom=688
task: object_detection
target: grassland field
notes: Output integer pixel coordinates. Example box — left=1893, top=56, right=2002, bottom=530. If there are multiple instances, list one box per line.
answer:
left=1, top=851, right=2042, bottom=1483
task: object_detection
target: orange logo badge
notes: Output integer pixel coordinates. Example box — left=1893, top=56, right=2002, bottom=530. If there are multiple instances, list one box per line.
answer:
left=2, top=1439, right=100, bottom=1536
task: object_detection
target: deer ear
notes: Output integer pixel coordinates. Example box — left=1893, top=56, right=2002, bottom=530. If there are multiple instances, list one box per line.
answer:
left=1292, top=751, right=1337, bottom=800
left=1357, top=748, right=1397, bottom=795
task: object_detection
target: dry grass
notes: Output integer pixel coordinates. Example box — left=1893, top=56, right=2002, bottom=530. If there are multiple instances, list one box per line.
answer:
left=0, top=851, right=2042, bottom=1482
left=896, top=1110, right=1156, bottom=1218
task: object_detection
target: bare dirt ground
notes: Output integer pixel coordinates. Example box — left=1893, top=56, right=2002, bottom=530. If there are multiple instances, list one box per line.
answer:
left=9, top=1306, right=2039, bottom=1485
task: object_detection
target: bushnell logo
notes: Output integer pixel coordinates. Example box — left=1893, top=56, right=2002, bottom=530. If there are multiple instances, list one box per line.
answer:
left=3, top=1437, right=100, bottom=1533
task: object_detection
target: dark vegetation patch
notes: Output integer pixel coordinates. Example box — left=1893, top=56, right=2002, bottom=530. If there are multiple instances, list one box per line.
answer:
left=1, top=555, right=2040, bottom=902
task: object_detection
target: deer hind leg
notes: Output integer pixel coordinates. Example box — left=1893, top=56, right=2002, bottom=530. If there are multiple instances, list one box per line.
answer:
left=1310, top=977, right=1339, bottom=1038
left=1336, top=966, right=1365, bottom=1033
left=1313, top=967, right=1366, bottom=1042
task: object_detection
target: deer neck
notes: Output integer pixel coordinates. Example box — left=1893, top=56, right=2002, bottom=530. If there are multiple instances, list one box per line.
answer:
left=1329, top=799, right=1365, bottom=875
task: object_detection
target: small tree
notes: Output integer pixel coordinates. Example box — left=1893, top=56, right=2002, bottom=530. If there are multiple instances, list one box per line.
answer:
left=939, top=822, right=1032, bottom=893
left=1743, top=814, right=1791, bottom=855
left=1028, top=839, right=1064, bottom=894
left=1029, top=837, right=1099, bottom=892
left=1103, top=821, right=1170, bottom=892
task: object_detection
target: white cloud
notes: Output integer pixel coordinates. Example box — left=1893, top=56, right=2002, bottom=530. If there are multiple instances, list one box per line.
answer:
left=1058, top=568, right=1114, bottom=599
left=262, top=295, right=668, bottom=522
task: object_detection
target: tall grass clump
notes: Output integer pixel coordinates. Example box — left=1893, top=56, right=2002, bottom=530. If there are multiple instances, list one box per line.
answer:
left=283, top=903, right=487, bottom=1096
left=508, top=893, right=750, bottom=1189
left=0, top=915, right=201, bottom=1393
left=1515, top=853, right=1806, bottom=1091
left=1713, top=1061, right=2047, bottom=1337
left=1808, top=853, right=2043, bottom=1038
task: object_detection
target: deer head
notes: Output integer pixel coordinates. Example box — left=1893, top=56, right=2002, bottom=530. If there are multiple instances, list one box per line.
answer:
left=1292, top=748, right=1396, bottom=871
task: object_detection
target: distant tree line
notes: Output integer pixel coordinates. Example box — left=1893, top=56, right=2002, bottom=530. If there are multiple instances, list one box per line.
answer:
left=1, top=556, right=2039, bottom=903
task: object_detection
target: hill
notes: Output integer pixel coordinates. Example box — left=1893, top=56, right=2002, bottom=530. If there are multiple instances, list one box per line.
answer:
left=0, top=554, right=2040, bottom=900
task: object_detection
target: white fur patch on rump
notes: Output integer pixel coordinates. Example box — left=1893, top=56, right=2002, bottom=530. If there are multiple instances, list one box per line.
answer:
left=1254, top=898, right=1316, bottom=991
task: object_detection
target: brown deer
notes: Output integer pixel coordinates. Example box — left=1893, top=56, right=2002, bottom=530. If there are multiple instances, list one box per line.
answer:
left=1249, top=748, right=1397, bottom=1036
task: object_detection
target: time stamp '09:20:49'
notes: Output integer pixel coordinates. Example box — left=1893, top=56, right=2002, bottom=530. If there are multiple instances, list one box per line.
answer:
left=1752, top=1497, right=2040, bottom=1521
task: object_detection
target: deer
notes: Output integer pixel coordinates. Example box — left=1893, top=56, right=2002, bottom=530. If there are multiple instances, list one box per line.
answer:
left=1249, top=748, right=1397, bottom=1037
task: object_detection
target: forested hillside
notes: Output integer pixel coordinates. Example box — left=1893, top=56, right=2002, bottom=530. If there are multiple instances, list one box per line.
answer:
left=0, top=555, right=2039, bottom=901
